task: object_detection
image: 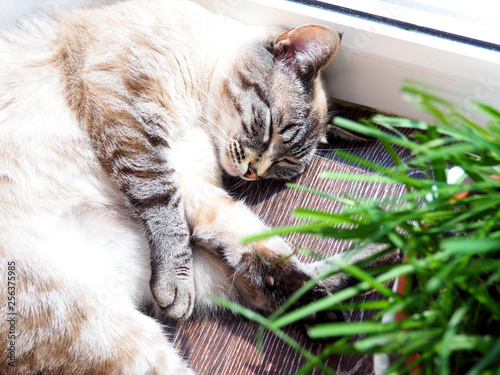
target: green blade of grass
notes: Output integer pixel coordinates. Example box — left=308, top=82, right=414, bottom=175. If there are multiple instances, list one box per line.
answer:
left=401, top=85, right=454, bottom=107
left=448, top=335, right=493, bottom=352
left=437, top=305, right=469, bottom=375
left=352, top=329, right=442, bottom=354
left=326, top=300, right=391, bottom=311
left=240, top=223, right=332, bottom=243
left=320, top=171, right=401, bottom=184
left=212, top=297, right=337, bottom=375
left=473, top=102, right=500, bottom=121
left=441, top=237, right=500, bottom=256
left=333, top=116, right=423, bottom=151
left=408, top=143, right=479, bottom=170
left=269, top=263, right=416, bottom=329
left=467, top=337, right=500, bottom=375
left=292, top=207, right=361, bottom=225
left=285, top=182, right=357, bottom=206
left=308, top=320, right=422, bottom=339
left=335, top=150, right=426, bottom=188
left=339, top=261, right=402, bottom=301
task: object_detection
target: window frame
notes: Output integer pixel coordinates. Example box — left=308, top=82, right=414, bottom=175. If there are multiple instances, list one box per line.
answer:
left=218, top=0, right=500, bottom=122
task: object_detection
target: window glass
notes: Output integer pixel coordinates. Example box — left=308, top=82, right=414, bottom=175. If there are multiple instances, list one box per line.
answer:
left=316, top=0, right=499, bottom=46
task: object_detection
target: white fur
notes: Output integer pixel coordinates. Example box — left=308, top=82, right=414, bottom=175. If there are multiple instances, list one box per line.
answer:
left=0, top=1, right=318, bottom=373
left=0, top=3, right=198, bottom=372
left=0, top=1, right=271, bottom=372
left=0, top=28, right=152, bottom=305
left=0, top=0, right=266, bottom=313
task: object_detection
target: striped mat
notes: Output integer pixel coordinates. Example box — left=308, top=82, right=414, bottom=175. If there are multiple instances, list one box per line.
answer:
left=170, top=104, right=412, bottom=375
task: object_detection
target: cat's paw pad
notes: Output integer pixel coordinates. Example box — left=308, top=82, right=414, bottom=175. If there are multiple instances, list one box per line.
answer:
left=261, top=259, right=334, bottom=306
left=264, top=268, right=308, bottom=296
left=151, top=272, right=195, bottom=320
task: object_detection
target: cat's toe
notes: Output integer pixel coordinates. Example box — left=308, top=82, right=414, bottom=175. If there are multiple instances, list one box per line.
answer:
left=151, top=275, right=196, bottom=320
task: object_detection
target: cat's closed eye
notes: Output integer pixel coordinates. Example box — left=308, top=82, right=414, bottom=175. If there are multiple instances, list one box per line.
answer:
left=274, top=157, right=299, bottom=166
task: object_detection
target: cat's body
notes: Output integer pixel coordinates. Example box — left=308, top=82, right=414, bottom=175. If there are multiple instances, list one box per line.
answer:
left=0, top=1, right=392, bottom=373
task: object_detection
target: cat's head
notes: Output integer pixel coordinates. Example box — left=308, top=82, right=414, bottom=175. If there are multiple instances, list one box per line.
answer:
left=217, top=24, right=341, bottom=181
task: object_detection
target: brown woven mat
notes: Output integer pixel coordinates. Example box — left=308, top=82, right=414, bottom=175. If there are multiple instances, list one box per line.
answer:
left=170, top=106, right=411, bottom=375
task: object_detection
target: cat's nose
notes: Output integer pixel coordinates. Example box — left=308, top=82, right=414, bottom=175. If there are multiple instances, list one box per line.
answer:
left=244, top=164, right=258, bottom=180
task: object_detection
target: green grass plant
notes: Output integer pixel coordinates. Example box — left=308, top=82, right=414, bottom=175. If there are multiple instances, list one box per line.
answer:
left=231, top=83, right=500, bottom=374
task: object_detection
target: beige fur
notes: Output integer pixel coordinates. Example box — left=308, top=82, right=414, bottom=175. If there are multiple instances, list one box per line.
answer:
left=0, top=1, right=344, bottom=373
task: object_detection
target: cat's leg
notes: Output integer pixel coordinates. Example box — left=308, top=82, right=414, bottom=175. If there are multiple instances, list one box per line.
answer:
left=0, top=253, right=194, bottom=375
left=172, top=129, right=401, bottom=314
left=190, top=241, right=401, bottom=315
left=110, top=153, right=195, bottom=321
left=78, top=99, right=195, bottom=320
left=180, top=183, right=400, bottom=313
left=190, top=243, right=314, bottom=314
left=125, top=160, right=195, bottom=321
left=171, top=130, right=319, bottom=312
left=180, top=175, right=402, bottom=314
left=189, top=200, right=317, bottom=311
left=305, top=243, right=402, bottom=294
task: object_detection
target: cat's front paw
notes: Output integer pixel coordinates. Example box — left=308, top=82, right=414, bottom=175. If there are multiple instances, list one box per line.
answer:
left=235, top=237, right=322, bottom=311
left=150, top=267, right=196, bottom=320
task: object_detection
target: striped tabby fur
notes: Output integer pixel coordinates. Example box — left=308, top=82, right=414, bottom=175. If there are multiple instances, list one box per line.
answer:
left=0, top=1, right=393, bottom=374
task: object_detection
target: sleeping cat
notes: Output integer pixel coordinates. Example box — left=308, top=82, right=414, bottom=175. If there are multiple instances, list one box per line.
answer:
left=0, top=0, right=395, bottom=373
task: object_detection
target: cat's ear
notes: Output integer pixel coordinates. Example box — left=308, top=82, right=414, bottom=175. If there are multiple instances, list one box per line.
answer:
left=273, top=25, right=341, bottom=80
